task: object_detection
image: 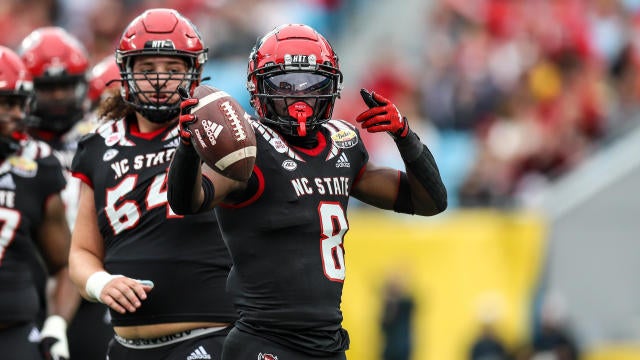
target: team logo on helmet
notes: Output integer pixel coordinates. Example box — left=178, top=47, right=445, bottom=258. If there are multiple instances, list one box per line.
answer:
left=331, top=129, right=357, bottom=149
left=258, top=353, right=278, bottom=360
left=144, top=39, right=175, bottom=49
left=284, top=54, right=315, bottom=65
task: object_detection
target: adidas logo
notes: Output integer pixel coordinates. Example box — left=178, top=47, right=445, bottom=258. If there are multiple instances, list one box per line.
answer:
left=28, top=326, right=40, bottom=343
left=336, top=153, right=350, bottom=168
left=164, top=138, right=180, bottom=148
left=187, top=345, right=212, bottom=360
left=0, top=174, right=15, bottom=189
left=201, top=120, right=223, bottom=146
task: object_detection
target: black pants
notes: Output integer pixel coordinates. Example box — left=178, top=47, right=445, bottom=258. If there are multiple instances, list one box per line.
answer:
left=222, top=327, right=347, bottom=360
left=107, top=326, right=230, bottom=360
left=0, top=322, right=41, bottom=360
left=67, top=299, right=114, bottom=360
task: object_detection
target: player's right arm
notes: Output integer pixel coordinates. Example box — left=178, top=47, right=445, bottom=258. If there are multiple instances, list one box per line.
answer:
left=69, top=181, right=152, bottom=314
left=167, top=142, right=244, bottom=214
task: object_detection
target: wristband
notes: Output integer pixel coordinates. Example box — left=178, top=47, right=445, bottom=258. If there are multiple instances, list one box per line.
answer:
left=394, top=128, right=423, bottom=162
left=85, top=271, right=122, bottom=303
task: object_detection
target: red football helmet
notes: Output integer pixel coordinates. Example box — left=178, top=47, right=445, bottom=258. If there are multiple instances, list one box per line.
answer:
left=18, top=26, right=89, bottom=134
left=116, top=8, right=208, bottom=123
left=247, top=24, right=342, bottom=137
left=88, top=55, right=121, bottom=108
left=0, top=46, right=33, bottom=157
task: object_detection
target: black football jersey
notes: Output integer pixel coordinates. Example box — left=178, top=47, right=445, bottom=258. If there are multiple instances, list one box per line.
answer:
left=0, top=139, right=66, bottom=323
left=215, top=119, right=368, bottom=355
left=71, top=117, right=236, bottom=326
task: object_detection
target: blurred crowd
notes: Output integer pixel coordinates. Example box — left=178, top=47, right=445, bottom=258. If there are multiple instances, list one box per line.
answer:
left=0, top=0, right=344, bottom=63
left=431, top=0, right=640, bottom=208
left=337, top=0, right=640, bottom=209
left=3, top=0, right=640, bottom=210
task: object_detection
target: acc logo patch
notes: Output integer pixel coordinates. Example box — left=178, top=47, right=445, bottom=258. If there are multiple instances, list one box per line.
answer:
left=103, top=149, right=119, bottom=162
left=258, top=353, right=278, bottom=360
left=331, top=129, right=358, bottom=149
left=282, top=159, right=297, bottom=171
left=9, top=156, right=37, bottom=177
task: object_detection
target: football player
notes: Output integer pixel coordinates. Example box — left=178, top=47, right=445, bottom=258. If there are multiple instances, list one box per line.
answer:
left=68, top=8, right=237, bottom=360
left=167, top=23, right=447, bottom=359
left=87, top=55, right=121, bottom=112
left=0, top=45, right=75, bottom=360
left=18, top=26, right=113, bottom=359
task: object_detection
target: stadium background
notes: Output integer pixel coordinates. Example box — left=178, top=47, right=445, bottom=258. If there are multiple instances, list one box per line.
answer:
left=3, top=0, right=639, bottom=358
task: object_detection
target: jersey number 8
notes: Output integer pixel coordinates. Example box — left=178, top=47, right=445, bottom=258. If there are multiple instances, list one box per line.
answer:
left=319, top=202, right=347, bottom=282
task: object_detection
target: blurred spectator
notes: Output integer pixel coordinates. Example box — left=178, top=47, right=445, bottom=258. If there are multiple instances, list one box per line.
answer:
left=470, top=323, right=509, bottom=360
left=84, top=0, right=130, bottom=64
left=470, top=293, right=509, bottom=360
left=380, top=274, right=415, bottom=360
left=0, top=0, right=59, bottom=48
left=531, top=293, right=580, bottom=360
left=513, top=293, right=581, bottom=360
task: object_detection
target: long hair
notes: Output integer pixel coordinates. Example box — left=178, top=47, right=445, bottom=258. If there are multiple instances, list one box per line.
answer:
left=96, top=90, right=134, bottom=123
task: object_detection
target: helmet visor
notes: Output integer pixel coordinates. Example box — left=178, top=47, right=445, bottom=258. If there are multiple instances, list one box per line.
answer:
left=263, top=73, right=333, bottom=96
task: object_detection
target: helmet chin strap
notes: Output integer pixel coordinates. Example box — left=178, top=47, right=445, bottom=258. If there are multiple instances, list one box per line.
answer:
left=288, top=101, right=313, bottom=137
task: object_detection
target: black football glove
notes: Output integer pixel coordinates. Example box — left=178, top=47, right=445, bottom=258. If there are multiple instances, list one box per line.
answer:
left=39, top=315, right=69, bottom=360
left=177, top=86, right=199, bottom=145
left=356, top=89, right=409, bottom=139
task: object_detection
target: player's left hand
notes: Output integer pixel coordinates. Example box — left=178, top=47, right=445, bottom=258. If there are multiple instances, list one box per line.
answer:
left=356, top=89, right=409, bottom=139
left=39, top=315, right=69, bottom=360
left=178, top=87, right=199, bottom=145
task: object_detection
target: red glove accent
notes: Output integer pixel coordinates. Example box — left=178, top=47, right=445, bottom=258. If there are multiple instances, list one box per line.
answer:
left=356, top=89, right=409, bottom=139
left=179, top=97, right=199, bottom=145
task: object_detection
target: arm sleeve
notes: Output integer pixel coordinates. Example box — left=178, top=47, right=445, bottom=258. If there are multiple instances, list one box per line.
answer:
left=395, top=129, right=447, bottom=212
left=167, top=142, right=203, bottom=215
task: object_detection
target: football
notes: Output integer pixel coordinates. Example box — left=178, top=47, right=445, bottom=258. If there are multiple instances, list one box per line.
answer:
left=187, top=85, right=256, bottom=181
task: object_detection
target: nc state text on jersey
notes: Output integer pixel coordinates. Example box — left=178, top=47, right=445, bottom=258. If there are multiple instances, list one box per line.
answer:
left=110, top=148, right=176, bottom=179
left=291, top=176, right=350, bottom=198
